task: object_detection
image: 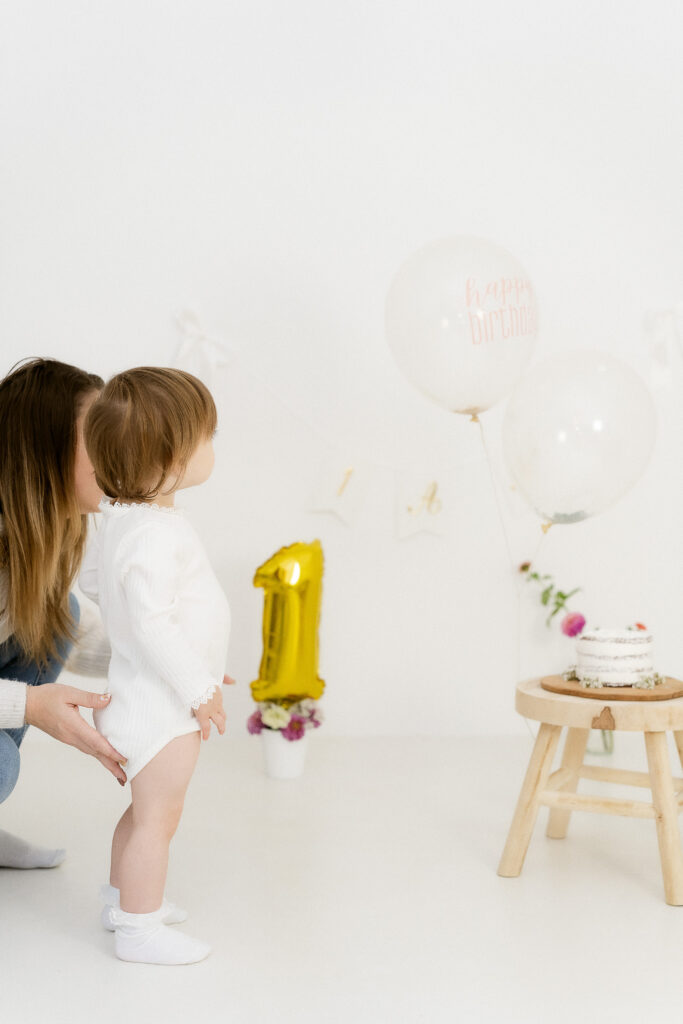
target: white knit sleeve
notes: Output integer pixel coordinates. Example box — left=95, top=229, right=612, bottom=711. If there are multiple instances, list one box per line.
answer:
left=117, top=523, right=220, bottom=710
left=63, top=599, right=111, bottom=678
left=0, top=680, right=27, bottom=728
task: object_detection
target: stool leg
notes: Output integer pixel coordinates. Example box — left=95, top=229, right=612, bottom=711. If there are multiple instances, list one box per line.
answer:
left=498, top=722, right=562, bottom=878
left=546, top=727, right=590, bottom=839
left=644, top=731, right=683, bottom=906
left=672, top=731, right=683, bottom=773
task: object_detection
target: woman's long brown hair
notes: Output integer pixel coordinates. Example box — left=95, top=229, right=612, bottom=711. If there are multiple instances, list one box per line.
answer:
left=0, top=358, right=104, bottom=669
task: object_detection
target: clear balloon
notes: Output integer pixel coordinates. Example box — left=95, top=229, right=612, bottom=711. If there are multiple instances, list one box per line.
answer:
left=385, top=235, right=538, bottom=415
left=502, top=351, right=657, bottom=524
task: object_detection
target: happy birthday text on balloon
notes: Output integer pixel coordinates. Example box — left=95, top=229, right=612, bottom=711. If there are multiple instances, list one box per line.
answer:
left=465, top=276, right=537, bottom=346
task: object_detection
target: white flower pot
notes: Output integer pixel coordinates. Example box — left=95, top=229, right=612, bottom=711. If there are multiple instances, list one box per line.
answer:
left=261, top=728, right=308, bottom=779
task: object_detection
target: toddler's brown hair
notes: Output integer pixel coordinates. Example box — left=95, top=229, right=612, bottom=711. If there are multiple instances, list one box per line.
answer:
left=84, top=366, right=217, bottom=502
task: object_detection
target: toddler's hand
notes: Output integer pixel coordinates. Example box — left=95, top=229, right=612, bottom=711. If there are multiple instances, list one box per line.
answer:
left=192, top=675, right=234, bottom=739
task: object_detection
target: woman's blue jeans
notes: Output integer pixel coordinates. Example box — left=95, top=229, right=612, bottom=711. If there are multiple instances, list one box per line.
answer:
left=0, top=593, right=79, bottom=804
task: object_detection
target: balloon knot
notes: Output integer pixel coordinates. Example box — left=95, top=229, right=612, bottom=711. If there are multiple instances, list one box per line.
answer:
left=541, top=522, right=553, bottom=534
left=469, top=413, right=480, bottom=424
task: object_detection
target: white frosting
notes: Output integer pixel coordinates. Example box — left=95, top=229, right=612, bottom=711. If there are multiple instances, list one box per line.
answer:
left=575, top=628, right=655, bottom=687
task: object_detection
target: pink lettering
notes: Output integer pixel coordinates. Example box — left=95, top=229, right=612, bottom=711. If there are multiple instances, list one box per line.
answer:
left=465, top=277, right=536, bottom=345
left=465, top=278, right=480, bottom=308
left=469, top=311, right=482, bottom=345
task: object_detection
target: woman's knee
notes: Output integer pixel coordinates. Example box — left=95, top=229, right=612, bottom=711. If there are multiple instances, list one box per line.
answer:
left=68, top=592, right=81, bottom=625
left=0, top=730, right=21, bottom=804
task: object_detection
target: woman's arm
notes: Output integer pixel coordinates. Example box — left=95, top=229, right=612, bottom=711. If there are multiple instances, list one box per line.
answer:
left=24, top=684, right=128, bottom=782
left=1, top=601, right=114, bottom=721
left=118, top=522, right=221, bottom=710
left=0, top=679, right=27, bottom=728
left=0, top=678, right=127, bottom=782
left=0, top=604, right=111, bottom=722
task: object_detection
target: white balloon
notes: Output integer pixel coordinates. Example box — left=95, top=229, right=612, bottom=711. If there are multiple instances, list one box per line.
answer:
left=503, top=351, right=657, bottom=524
left=385, top=235, right=538, bottom=414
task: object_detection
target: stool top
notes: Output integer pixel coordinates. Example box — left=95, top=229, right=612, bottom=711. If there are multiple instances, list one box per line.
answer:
left=517, top=677, right=683, bottom=732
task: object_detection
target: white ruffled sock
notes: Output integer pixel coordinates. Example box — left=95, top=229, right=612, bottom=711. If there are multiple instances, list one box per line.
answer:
left=99, top=883, right=188, bottom=930
left=111, top=905, right=211, bottom=965
left=0, top=829, right=65, bottom=869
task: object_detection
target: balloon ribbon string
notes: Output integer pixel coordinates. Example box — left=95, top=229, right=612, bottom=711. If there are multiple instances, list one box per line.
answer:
left=474, top=417, right=537, bottom=741
left=528, top=527, right=549, bottom=571
left=475, top=418, right=516, bottom=572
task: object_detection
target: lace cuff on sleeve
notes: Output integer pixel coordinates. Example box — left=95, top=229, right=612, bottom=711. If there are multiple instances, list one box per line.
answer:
left=190, top=681, right=219, bottom=710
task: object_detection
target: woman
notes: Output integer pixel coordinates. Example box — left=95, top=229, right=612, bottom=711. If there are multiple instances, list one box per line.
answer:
left=0, top=357, right=128, bottom=869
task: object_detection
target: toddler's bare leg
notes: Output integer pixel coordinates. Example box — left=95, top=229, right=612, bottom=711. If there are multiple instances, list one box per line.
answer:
left=118, top=733, right=201, bottom=913
left=110, top=804, right=133, bottom=888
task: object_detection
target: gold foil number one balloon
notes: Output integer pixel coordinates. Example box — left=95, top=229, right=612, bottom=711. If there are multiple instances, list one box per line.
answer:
left=250, top=540, right=325, bottom=705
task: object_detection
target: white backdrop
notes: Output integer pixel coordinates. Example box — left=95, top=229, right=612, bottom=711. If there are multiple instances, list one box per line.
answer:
left=1, top=1, right=682, bottom=736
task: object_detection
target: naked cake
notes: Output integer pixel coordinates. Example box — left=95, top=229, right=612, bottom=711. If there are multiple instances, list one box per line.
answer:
left=572, top=627, right=659, bottom=688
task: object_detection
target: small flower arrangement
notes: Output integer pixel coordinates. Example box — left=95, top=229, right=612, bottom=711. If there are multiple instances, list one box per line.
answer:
left=247, top=698, right=323, bottom=742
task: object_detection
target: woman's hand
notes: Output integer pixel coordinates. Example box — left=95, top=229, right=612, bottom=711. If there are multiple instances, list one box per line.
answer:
left=24, top=685, right=128, bottom=784
left=192, top=674, right=235, bottom=739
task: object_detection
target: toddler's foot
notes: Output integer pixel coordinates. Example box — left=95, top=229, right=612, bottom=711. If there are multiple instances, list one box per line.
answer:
left=0, top=829, right=65, bottom=869
left=99, top=883, right=187, bottom=931
left=111, top=906, right=211, bottom=965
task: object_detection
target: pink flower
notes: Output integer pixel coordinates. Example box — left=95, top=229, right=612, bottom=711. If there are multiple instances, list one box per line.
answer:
left=561, top=612, right=586, bottom=637
left=247, top=711, right=264, bottom=735
left=282, top=716, right=307, bottom=742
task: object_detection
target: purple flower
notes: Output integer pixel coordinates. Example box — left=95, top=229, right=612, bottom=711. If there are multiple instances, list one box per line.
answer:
left=282, top=715, right=307, bottom=742
left=561, top=612, right=586, bottom=637
left=247, top=710, right=264, bottom=735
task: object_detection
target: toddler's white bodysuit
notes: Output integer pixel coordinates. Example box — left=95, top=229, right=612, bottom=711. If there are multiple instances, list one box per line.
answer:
left=78, top=497, right=231, bottom=782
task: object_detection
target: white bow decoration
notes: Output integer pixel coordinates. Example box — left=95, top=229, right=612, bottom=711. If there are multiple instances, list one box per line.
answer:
left=172, top=310, right=241, bottom=388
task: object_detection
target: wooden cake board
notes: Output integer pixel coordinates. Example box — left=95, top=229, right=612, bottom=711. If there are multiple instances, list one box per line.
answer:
left=541, top=675, right=683, bottom=702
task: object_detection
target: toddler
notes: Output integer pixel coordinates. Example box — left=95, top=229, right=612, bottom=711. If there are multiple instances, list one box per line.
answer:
left=79, top=366, right=232, bottom=965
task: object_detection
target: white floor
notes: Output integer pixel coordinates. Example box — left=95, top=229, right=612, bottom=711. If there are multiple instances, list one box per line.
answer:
left=2, top=728, right=683, bottom=1023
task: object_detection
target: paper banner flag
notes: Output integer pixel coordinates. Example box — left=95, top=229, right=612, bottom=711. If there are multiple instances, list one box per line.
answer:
left=172, top=310, right=241, bottom=389
left=393, top=469, right=450, bottom=540
left=309, top=451, right=375, bottom=528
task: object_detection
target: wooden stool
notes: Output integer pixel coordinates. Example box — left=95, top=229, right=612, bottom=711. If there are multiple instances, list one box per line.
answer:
left=498, top=677, right=683, bottom=905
